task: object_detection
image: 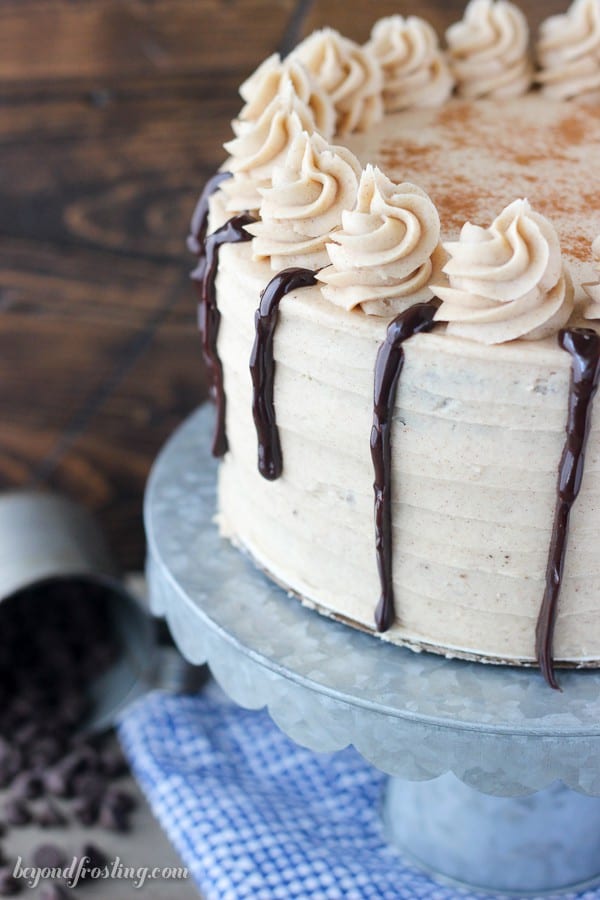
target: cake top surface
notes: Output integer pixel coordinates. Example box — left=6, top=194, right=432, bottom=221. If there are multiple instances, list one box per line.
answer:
left=199, top=0, right=600, bottom=346
left=346, top=94, right=600, bottom=298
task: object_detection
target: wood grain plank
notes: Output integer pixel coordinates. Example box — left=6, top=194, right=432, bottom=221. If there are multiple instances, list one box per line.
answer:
left=0, top=0, right=297, bottom=83
left=0, top=240, right=188, bottom=492
left=0, top=78, right=240, bottom=261
left=0, top=424, right=63, bottom=484
left=49, top=289, right=206, bottom=569
left=0, top=237, right=183, bottom=321
left=0, top=312, right=142, bottom=457
left=303, top=0, right=568, bottom=42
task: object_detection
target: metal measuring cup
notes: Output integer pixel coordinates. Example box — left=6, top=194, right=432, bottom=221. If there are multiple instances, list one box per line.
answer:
left=0, top=490, right=198, bottom=733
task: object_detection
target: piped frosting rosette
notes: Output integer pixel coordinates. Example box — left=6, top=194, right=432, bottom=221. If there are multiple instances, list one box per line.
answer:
left=222, top=80, right=318, bottom=213
left=367, top=15, right=454, bottom=111
left=246, top=131, right=362, bottom=271
left=446, top=0, right=533, bottom=98
left=236, top=53, right=336, bottom=138
left=290, top=28, right=383, bottom=134
left=537, top=0, right=600, bottom=100
left=317, top=165, right=444, bottom=316
left=583, top=236, right=600, bottom=319
left=433, top=199, right=574, bottom=345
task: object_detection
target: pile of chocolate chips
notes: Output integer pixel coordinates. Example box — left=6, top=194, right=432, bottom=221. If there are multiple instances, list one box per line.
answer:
left=0, top=581, right=137, bottom=895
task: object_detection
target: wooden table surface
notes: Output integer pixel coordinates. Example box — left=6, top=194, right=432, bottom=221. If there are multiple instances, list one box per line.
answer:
left=1, top=0, right=559, bottom=570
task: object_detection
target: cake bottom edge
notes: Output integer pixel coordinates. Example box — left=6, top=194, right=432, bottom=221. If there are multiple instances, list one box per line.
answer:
left=217, top=513, right=600, bottom=671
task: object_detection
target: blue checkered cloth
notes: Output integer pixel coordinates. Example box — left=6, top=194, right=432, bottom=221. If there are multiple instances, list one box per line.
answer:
left=118, top=682, right=597, bottom=900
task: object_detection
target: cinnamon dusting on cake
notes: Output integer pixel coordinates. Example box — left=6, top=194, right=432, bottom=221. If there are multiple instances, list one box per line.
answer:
left=562, top=234, right=593, bottom=262
left=379, top=141, right=434, bottom=161
left=346, top=96, right=600, bottom=285
left=434, top=183, right=496, bottom=232
left=437, top=99, right=476, bottom=129
left=553, top=112, right=586, bottom=147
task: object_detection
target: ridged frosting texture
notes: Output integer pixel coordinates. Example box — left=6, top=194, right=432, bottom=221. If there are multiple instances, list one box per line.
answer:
left=290, top=28, right=383, bottom=134
left=222, top=81, right=317, bottom=213
left=583, top=236, right=600, bottom=318
left=246, top=131, right=362, bottom=270
left=446, top=0, right=533, bottom=98
left=537, top=0, right=600, bottom=99
left=317, top=165, right=443, bottom=316
left=434, top=199, right=574, bottom=345
left=367, top=15, right=454, bottom=111
left=236, top=53, right=336, bottom=138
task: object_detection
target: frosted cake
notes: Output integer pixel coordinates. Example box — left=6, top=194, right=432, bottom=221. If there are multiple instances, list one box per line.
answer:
left=188, top=0, right=600, bottom=687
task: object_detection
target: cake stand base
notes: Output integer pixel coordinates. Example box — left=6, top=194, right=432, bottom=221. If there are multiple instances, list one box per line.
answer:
left=145, top=407, right=600, bottom=897
left=385, top=773, right=600, bottom=894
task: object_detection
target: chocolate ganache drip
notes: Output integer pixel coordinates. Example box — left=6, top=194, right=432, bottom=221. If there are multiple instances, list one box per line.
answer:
left=193, top=213, right=256, bottom=458
left=536, top=327, right=600, bottom=689
left=371, top=302, right=437, bottom=632
left=187, top=171, right=232, bottom=257
left=250, top=268, right=317, bottom=480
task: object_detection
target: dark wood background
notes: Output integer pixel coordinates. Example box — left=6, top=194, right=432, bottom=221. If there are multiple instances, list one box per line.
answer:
left=0, top=0, right=556, bottom=570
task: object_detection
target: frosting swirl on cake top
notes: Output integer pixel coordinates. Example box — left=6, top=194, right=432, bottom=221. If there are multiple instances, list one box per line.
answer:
left=236, top=53, right=336, bottom=139
left=317, top=165, right=443, bottom=316
left=290, top=28, right=383, bottom=134
left=446, top=0, right=533, bottom=98
left=583, top=236, right=600, bottom=318
left=222, top=81, right=317, bottom=212
left=537, top=0, right=600, bottom=99
left=434, top=199, right=575, bottom=344
left=246, top=131, right=362, bottom=270
left=224, top=80, right=316, bottom=178
left=367, top=15, right=454, bottom=111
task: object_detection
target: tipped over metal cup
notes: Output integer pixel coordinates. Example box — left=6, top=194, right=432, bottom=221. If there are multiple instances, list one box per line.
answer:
left=0, top=491, right=169, bottom=732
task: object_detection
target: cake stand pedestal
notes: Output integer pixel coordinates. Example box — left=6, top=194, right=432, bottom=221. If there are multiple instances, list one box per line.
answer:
left=144, top=406, right=600, bottom=896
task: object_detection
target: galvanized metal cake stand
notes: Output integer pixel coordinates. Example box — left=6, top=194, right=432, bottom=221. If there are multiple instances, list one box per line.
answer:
left=145, top=405, right=600, bottom=896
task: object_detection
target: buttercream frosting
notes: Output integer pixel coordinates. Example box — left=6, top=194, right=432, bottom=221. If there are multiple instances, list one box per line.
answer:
left=368, top=15, right=454, bottom=111
left=236, top=53, right=336, bottom=138
left=434, top=198, right=574, bottom=344
left=537, top=0, right=600, bottom=100
left=446, top=0, right=533, bottom=98
left=222, top=80, right=317, bottom=213
left=290, top=28, right=383, bottom=134
left=246, top=131, right=362, bottom=270
left=583, top=236, right=600, bottom=318
left=196, top=8, right=600, bottom=671
left=317, top=165, right=443, bottom=316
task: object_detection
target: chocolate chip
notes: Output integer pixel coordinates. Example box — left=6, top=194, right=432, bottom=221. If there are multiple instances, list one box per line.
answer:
left=103, top=787, right=136, bottom=814
left=72, top=797, right=98, bottom=827
left=43, top=767, right=73, bottom=800
left=10, top=771, right=43, bottom=801
left=99, top=747, right=128, bottom=779
left=27, top=737, right=63, bottom=769
left=80, top=842, right=108, bottom=874
left=32, top=844, right=67, bottom=870
left=3, top=798, right=31, bottom=827
left=98, top=800, right=129, bottom=833
left=61, top=749, right=96, bottom=779
left=33, top=799, right=66, bottom=828
left=71, top=773, right=106, bottom=803
left=0, top=750, right=22, bottom=788
left=0, top=867, right=20, bottom=896
left=67, top=843, right=109, bottom=887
